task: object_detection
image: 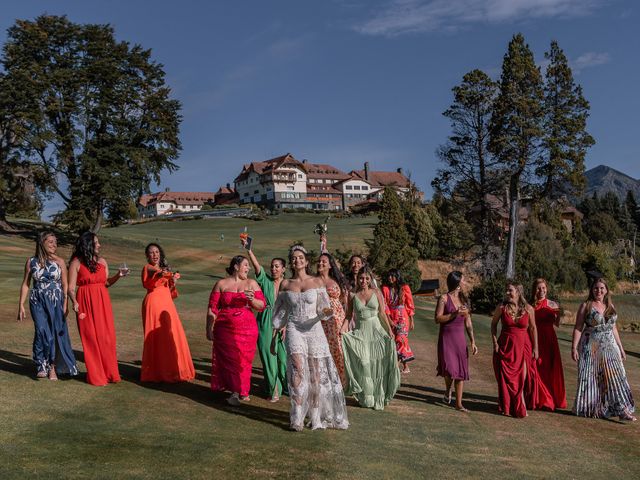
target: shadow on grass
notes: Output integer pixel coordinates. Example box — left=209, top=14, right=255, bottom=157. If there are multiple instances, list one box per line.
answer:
left=398, top=383, right=506, bottom=416
left=0, top=220, right=76, bottom=246
left=0, top=349, right=39, bottom=380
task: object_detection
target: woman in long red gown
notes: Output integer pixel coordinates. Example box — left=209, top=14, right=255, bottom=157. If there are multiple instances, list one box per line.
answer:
left=491, top=282, right=538, bottom=418
left=141, top=243, right=195, bottom=383
left=68, top=232, right=128, bottom=386
left=530, top=278, right=566, bottom=410
left=206, top=256, right=265, bottom=405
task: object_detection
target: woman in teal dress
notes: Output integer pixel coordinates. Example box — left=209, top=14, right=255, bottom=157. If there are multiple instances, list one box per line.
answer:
left=572, top=277, right=635, bottom=421
left=342, top=267, right=400, bottom=410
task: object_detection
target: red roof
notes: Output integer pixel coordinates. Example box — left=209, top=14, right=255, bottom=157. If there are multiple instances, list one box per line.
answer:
left=350, top=170, right=410, bottom=188
left=234, top=153, right=306, bottom=182
left=138, top=191, right=214, bottom=207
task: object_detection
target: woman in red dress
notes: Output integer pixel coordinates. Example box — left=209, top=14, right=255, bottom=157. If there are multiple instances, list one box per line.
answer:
left=68, top=232, right=128, bottom=386
left=491, top=281, right=538, bottom=418
left=530, top=278, right=566, bottom=410
left=206, top=256, right=265, bottom=405
left=140, top=243, right=195, bottom=383
left=382, top=269, right=415, bottom=373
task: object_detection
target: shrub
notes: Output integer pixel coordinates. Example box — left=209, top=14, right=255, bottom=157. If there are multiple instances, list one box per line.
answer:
left=469, top=274, right=507, bottom=314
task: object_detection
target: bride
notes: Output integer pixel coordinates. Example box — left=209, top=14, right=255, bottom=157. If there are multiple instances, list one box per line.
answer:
left=273, top=245, right=349, bottom=431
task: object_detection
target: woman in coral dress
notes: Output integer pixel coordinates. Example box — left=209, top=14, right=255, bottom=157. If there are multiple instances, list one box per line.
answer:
left=382, top=269, right=415, bottom=373
left=491, top=281, right=538, bottom=418
left=435, top=271, right=477, bottom=412
left=317, top=253, right=349, bottom=387
left=140, top=243, right=195, bottom=383
left=530, top=278, right=566, bottom=410
left=207, top=256, right=265, bottom=405
left=68, top=232, right=128, bottom=386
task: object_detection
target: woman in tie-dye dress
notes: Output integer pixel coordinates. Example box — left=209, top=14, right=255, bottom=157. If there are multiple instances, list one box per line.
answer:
left=572, top=278, right=635, bottom=421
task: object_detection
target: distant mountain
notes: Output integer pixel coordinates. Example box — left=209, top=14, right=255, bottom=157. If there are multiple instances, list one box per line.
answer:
left=584, top=165, right=640, bottom=201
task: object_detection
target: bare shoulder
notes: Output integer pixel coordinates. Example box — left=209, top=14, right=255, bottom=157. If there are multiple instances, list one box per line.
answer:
left=98, top=257, right=108, bottom=267
left=247, top=279, right=260, bottom=290
left=52, top=255, right=67, bottom=268
left=69, top=257, right=81, bottom=270
left=547, top=299, right=559, bottom=309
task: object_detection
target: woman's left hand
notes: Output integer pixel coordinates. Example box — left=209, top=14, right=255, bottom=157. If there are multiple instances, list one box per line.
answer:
left=173, top=272, right=181, bottom=281
left=408, top=316, right=414, bottom=331
left=619, top=346, right=626, bottom=361
left=533, top=348, right=539, bottom=360
left=470, top=342, right=478, bottom=355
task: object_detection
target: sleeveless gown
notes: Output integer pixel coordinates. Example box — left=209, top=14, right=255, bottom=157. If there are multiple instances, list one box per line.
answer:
left=141, top=265, right=195, bottom=382
left=28, top=257, right=77, bottom=376
left=76, top=262, right=120, bottom=386
left=533, top=299, right=566, bottom=409
left=493, top=307, right=529, bottom=418
left=436, top=294, right=469, bottom=380
left=574, top=307, right=635, bottom=418
left=342, top=292, right=400, bottom=410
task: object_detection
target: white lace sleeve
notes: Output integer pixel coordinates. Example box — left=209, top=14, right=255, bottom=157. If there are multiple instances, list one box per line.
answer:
left=317, top=288, right=333, bottom=321
left=273, top=292, right=289, bottom=329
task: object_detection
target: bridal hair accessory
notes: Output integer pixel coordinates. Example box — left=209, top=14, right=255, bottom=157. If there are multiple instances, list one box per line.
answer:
left=290, top=244, right=307, bottom=255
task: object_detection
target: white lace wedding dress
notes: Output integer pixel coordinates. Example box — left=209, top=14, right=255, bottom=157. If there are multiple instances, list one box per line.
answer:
left=273, top=288, right=349, bottom=431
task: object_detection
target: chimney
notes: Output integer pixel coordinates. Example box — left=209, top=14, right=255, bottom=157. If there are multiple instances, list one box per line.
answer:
left=302, top=159, right=308, bottom=164
left=364, top=162, right=370, bottom=181
left=397, top=167, right=403, bottom=175
left=226, top=183, right=230, bottom=189
left=164, top=187, right=170, bottom=192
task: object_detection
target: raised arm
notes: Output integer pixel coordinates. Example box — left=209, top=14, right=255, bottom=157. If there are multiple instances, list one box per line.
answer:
left=17, top=259, right=32, bottom=321
left=491, top=306, right=502, bottom=353
left=527, top=306, right=539, bottom=360
left=571, top=303, right=586, bottom=362
left=242, top=239, right=262, bottom=275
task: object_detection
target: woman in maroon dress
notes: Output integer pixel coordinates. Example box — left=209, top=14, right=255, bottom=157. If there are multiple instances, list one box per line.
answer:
left=434, top=271, right=477, bottom=411
left=531, top=278, right=566, bottom=410
left=491, top=281, right=538, bottom=418
left=206, top=256, right=265, bottom=406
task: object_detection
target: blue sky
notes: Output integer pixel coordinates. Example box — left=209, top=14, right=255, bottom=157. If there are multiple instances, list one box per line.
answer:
left=1, top=1, right=638, bottom=218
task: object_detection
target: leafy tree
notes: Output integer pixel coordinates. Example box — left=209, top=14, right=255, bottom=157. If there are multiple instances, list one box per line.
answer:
left=489, top=33, right=545, bottom=278
left=367, top=187, right=421, bottom=291
left=402, top=183, right=437, bottom=259
left=433, top=69, right=501, bottom=261
left=625, top=190, right=639, bottom=228
left=538, top=41, right=594, bottom=198
left=1, top=15, right=181, bottom=232
left=583, top=212, right=624, bottom=244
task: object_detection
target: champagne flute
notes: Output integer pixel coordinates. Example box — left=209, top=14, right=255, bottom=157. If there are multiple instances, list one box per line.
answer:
left=119, top=262, right=130, bottom=277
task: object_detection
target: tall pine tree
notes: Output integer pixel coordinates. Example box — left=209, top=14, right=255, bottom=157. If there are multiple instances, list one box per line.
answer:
left=489, top=33, right=545, bottom=278
left=539, top=41, right=594, bottom=198
left=367, top=187, right=421, bottom=291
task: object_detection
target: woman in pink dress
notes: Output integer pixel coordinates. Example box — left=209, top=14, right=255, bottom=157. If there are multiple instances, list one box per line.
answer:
left=206, top=256, right=265, bottom=405
left=382, top=269, right=415, bottom=373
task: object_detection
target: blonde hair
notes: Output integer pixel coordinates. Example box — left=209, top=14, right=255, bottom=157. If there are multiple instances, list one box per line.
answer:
left=505, top=281, right=529, bottom=319
left=35, top=231, right=56, bottom=268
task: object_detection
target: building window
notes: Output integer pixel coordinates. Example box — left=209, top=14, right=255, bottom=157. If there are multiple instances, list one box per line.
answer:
left=287, top=186, right=294, bottom=191
left=354, top=185, right=361, bottom=190
left=362, top=185, right=369, bottom=190
left=298, top=174, right=303, bottom=179
left=244, top=193, right=249, bottom=197
left=254, top=190, right=259, bottom=194
left=346, top=185, right=353, bottom=190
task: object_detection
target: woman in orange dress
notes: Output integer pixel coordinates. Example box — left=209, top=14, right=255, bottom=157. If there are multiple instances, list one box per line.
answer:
left=68, top=232, right=127, bottom=386
left=140, top=243, right=195, bottom=383
left=382, top=269, right=415, bottom=373
left=317, top=253, right=349, bottom=387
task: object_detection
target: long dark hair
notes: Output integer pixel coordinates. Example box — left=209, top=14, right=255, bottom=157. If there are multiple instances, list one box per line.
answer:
left=35, top=231, right=56, bottom=267
left=586, top=277, right=616, bottom=319
left=383, top=268, right=406, bottom=302
left=446, top=270, right=468, bottom=306
left=346, top=254, right=366, bottom=289
left=145, top=243, right=168, bottom=269
left=72, top=232, right=98, bottom=273
left=319, top=253, right=349, bottom=294
left=289, top=245, right=312, bottom=276
left=226, top=255, right=247, bottom=276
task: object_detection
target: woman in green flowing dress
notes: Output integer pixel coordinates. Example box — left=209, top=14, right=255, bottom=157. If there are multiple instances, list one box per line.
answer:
left=342, top=267, right=400, bottom=410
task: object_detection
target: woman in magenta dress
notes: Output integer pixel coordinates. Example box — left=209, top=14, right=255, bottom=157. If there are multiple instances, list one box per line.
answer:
left=530, top=278, right=566, bottom=410
left=68, top=232, right=129, bottom=386
left=434, top=271, right=477, bottom=411
left=491, top=281, right=538, bottom=418
left=382, top=269, right=415, bottom=373
left=206, top=256, right=265, bottom=405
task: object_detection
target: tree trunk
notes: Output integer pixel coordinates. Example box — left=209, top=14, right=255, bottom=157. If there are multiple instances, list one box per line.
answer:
left=0, top=198, right=15, bottom=232
left=505, top=177, right=519, bottom=278
left=91, top=209, right=103, bottom=234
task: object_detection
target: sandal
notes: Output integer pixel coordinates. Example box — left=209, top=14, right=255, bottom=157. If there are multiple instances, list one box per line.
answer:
left=36, top=370, right=47, bottom=379
left=443, top=390, right=452, bottom=404
left=620, top=413, right=637, bottom=422
left=456, top=406, right=469, bottom=412
left=226, top=393, right=240, bottom=406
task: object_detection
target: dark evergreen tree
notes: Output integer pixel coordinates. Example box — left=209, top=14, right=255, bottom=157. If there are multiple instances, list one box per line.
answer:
left=489, top=33, right=545, bottom=278
left=538, top=41, right=594, bottom=198
left=1, top=15, right=182, bottom=232
left=367, top=187, right=421, bottom=291
left=433, top=69, right=501, bottom=262
left=402, top=183, right=437, bottom=259
left=625, top=190, right=640, bottom=228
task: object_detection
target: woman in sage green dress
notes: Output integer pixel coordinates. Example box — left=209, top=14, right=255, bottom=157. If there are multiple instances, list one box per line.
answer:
left=342, top=267, right=400, bottom=410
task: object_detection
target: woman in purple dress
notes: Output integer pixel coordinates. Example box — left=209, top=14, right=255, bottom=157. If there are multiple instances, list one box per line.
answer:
left=434, top=271, right=477, bottom=411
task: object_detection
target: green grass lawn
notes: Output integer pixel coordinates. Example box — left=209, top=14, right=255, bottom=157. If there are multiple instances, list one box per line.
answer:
left=1, top=215, right=639, bottom=479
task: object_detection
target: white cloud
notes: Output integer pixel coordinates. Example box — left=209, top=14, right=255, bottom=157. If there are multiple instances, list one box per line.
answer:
left=354, top=0, right=605, bottom=36
left=571, top=51, right=611, bottom=72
